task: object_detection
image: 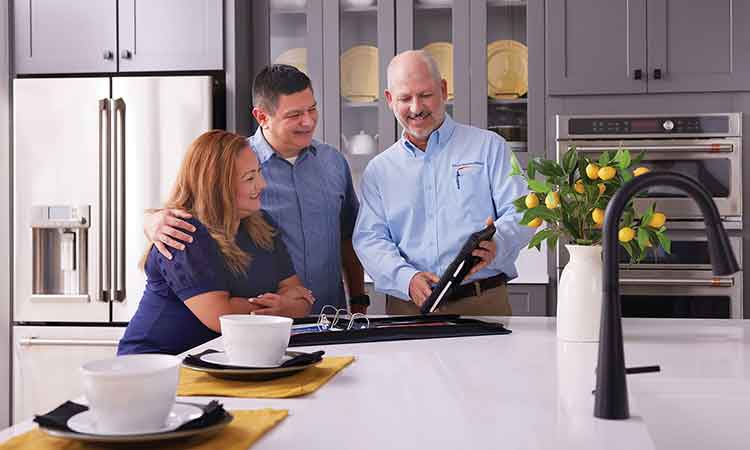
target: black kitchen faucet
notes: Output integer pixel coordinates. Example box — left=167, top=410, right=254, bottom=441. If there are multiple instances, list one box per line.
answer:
left=595, top=171, right=740, bottom=420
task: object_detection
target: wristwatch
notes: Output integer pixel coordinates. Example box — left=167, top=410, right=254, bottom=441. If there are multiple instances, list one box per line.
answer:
left=349, top=294, right=371, bottom=307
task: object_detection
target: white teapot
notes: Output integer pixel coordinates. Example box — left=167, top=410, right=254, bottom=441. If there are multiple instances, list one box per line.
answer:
left=342, top=131, right=378, bottom=155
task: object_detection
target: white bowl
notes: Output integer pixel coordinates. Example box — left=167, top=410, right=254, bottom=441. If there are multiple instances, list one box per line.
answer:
left=220, top=315, right=293, bottom=367
left=80, top=354, right=181, bottom=434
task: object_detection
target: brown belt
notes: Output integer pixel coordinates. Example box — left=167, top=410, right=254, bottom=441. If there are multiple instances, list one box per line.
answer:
left=449, top=274, right=508, bottom=302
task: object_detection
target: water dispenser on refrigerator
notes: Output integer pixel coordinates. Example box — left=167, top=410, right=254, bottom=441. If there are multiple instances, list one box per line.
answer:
left=31, top=206, right=90, bottom=301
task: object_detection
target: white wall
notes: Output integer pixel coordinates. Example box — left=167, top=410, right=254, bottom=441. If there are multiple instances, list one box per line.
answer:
left=0, top=0, right=12, bottom=428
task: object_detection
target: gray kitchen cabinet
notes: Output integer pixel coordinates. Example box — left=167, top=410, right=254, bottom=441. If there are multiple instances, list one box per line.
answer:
left=118, top=0, right=223, bottom=72
left=508, top=284, right=547, bottom=316
left=14, top=0, right=117, bottom=74
left=14, top=0, right=222, bottom=74
left=646, top=0, right=750, bottom=93
left=548, top=0, right=750, bottom=95
left=546, top=0, right=647, bottom=95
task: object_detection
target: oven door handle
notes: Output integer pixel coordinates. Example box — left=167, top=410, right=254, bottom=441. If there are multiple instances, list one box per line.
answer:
left=574, top=144, right=733, bottom=153
left=619, top=277, right=734, bottom=287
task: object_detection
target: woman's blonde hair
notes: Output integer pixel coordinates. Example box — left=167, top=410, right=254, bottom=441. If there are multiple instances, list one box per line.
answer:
left=142, top=130, right=275, bottom=274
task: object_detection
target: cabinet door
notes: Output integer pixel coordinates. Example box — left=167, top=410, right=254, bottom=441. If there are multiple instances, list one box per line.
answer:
left=395, top=0, right=471, bottom=124
left=12, top=326, right=124, bottom=423
left=647, top=0, right=750, bottom=93
left=546, top=0, right=647, bottom=95
left=469, top=0, right=535, bottom=155
left=118, top=0, right=223, bottom=72
left=324, top=0, right=396, bottom=201
left=14, top=0, right=117, bottom=74
left=507, top=284, right=547, bottom=316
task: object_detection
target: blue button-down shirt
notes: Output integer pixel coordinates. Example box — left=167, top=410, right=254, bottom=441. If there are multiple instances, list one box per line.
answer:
left=250, top=128, right=359, bottom=312
left=353, top=115, right=534, bottom=301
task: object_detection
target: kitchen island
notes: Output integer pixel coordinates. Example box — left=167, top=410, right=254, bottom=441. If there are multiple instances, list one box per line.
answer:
left=1, top=317, right=749, bottom=449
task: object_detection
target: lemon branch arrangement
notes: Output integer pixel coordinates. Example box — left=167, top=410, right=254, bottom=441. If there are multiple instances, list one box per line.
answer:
left=508, top=146, right=671, bottom=263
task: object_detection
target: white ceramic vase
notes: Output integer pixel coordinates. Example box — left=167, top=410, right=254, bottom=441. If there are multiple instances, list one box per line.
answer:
left=556, top=244, right=603, bottom=342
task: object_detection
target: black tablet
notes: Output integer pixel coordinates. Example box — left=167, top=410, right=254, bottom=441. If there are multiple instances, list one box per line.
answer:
left=420, top=223, right=496, bottom=314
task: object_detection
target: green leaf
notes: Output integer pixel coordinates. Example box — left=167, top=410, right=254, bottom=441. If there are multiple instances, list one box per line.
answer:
left=637, top=227, right=650, bottom=250
left=622, top=210, right=635, bottom=227
left=510, top=152, right=522, bottom=177
left=521, top=206, right=558, bottom=224
left=537, top=159, right=565, bottom=177
left=621, top=169, right=633, bottom=182
left=598, top=151, right=611, bottom=166
left=632, top=151, right=646, bottom=166
left=656, top=232, right=672, bottom=254
left=527, top=159, right=537, bottom=180
left=640, top=203, right=655, bottom=227
left=528, top=229, right=555, bottom=250
left=528, top=179, right=552, bottom=193
left=614, top=148, right=632, bottom=169
left=621, top=240, right=635, bottom=259
left=562, top=146, right=578, bottom=175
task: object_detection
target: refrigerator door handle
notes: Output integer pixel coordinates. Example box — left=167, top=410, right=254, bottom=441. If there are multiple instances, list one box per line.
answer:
left=112, top=98, right=127, bottom=302
left=19, top=337, right=120, bottom=347
left=98, top=99, right=112, bottom=303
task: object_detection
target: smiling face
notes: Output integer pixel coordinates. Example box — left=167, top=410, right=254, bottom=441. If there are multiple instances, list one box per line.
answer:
left=253, top=87, right=318, bottom=156
left=234, top=146, right=266, bottom=219
left=385, top=52, right=448, bottom=147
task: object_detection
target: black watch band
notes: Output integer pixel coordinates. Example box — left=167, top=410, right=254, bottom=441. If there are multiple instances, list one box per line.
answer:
left=349, top=294, right=371, bottom=307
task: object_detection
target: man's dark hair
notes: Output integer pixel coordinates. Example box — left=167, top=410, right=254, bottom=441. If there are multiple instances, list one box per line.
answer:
left=252, top=64, right=312, bottom=114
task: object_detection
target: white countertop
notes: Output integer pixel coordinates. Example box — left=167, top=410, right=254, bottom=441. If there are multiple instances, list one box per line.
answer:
left=3, top=317, right=750, bottom=449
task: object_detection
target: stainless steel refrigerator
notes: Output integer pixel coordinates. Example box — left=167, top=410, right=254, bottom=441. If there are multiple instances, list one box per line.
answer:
left=12, top=76, right=213, bottom=422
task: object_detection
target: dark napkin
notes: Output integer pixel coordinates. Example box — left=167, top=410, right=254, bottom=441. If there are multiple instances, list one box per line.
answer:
left=33, top=400, right=228, bottom=433
left=183, top=349, right=325, bottom=370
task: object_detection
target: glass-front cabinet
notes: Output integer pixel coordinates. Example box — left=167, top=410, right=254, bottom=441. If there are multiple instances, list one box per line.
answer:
left=324, top=0, right=396, bottom=200
left=469, top=0, right=532, bottom=154
left=251, top=0, right=547, bottom=313
left=396, top=0, right=470, bottom=123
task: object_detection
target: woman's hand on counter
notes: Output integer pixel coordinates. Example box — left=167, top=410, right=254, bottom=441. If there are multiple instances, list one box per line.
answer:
left=249, top=292, right=311, bottom=318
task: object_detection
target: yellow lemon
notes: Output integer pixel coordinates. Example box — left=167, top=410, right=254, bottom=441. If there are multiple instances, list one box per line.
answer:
left=648, top=212, right=666, bottom=228
left=598, top=183, right=606, bottom=195
left=598, top=166, right=616, bottom=181
left=633, top=167, right=650, bottom=177
left=527, top=217, right=543, bottom=228
left=574, top=180, right=585, bottom=194
left=525, top=193, right=540, bottom=209
left=618, top=227, right=635, bottom=242
left=585, top=163, right=600, bottom=180
left=545, top=191, right=560, bottom=209
left=592, top=208, right=605, bottom=224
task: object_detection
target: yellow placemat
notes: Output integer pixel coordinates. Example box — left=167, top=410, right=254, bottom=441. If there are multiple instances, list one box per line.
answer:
left=178, top=356, right=355, bottom=398
left=0, top=409, right=287, bottom=450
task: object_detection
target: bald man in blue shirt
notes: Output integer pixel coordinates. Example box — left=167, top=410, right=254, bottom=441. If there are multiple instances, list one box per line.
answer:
left=353, top=50, right=534, bottom=316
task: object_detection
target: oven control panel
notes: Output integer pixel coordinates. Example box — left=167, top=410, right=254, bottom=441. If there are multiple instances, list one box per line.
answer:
left=568, top=116, right=730, bottom=135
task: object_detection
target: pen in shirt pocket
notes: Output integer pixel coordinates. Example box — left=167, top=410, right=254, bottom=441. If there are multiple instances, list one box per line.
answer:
left=455, top=169, right=461, bottom=190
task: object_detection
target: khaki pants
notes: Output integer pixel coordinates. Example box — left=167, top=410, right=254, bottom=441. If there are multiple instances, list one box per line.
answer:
left=386, top=284, right=511, bottom=316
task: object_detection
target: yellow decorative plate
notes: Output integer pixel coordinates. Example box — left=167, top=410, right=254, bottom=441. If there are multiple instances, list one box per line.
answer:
left=422, top=42, right=454, bottom=100
left=487, top=40, right=528, bottom=99
left=274, top=47, right=308, bottom=76
left=340, top=45, right=379, bottom=103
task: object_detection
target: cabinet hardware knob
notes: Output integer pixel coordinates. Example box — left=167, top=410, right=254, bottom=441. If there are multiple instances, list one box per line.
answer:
left=653, top=68, right=662, bottom=79
left=633, top=69, right=642, bottom=80
left=102, top=50, right=114, bottom=60
left=120, top=50, right=132, bottom=59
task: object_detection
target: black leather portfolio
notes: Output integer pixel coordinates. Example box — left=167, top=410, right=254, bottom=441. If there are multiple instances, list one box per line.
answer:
left=419, top=223, right=497, bottom=314
left=288, top=315, right=510, bottom=347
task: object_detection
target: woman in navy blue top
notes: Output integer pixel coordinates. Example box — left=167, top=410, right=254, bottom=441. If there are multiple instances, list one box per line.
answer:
left=118, top=130, right=314, bottom=355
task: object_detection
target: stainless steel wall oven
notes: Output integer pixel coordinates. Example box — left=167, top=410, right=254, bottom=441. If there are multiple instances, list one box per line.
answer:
left=556, top=113, right=743, bottom=318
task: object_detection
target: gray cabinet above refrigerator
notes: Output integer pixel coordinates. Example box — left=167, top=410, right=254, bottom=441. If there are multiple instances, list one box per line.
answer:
left=13, top=0, right=223, bottom=74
